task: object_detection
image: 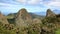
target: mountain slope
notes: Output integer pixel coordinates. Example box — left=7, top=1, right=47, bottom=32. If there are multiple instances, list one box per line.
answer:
left=15, top=8, right=32, bottom=27
left=0, top=12, right=9, bottom=25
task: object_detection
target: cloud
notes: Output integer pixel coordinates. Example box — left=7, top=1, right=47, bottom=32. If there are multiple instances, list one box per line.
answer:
left=17, top=0, right=42, bottom=5
left=0, top=0, right=20, bottom=5
left=16, top=0, right=60, bottom=7
left=27, top=0, right=42, bottom=5
left=41, top=0, right=60, bottom=7
left=0, top=2, right=23, bottom=7
left=0, top=2, right=21, bottom=12
left=0, top=0, right=60, bottom=13
left=0, top=3, right=11, bottom=7
left=47, top=2, right=60, bottom=7
left=17, top=0, right=27, bottom=4
left=1, top=0, right=60, bottom=8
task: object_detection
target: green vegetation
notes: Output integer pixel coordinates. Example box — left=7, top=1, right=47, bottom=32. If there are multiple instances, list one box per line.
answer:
left=0, top=23, right=15, bottom=34
left=0, top=8, right=60, bottom=34
left=56, top=29, right=60, bottom=34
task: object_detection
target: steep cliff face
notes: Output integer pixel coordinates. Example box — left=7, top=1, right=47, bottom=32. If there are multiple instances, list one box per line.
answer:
left=15, top=8, right=32, bottom=27
left=0, top=12, right=9, bottom=25
left=46, top=9, right=56, bottom=17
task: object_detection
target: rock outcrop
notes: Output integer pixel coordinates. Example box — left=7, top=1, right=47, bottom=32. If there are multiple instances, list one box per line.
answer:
left=0, top=12, right=9, bottom=25
left=46, top=9, right=56, bottom=17
left=15, top=8, right=32, bottom=27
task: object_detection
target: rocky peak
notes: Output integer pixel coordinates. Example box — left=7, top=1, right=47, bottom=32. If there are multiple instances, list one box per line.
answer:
left=0, top=12, right=9, bottom=25
left=15, top=8, right=31, bottom=19
left=15, top=8, right=32, bottom=27
left=46, top=9, right=56, bottom=17
left=18, top=8, right=27, bottom=14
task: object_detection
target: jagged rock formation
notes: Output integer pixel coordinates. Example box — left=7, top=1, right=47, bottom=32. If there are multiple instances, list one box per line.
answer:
left=0, top=12, right=9, bottom=25
left=46, top=9, right=56, bottom=17
left=41, top=9, right=58, bottom=34
left=41, top=9, right=60, bottom=34
left=15, top=8, right=32, bottom=27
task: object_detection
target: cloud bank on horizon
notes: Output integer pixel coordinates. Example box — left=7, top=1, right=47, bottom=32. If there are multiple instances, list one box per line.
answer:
left=0, top=0, right=60, bottom=14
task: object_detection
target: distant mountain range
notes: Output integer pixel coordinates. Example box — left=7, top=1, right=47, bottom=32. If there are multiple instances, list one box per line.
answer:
left=32, top=12, right=46, bottom=16
left=1, top=9, right=60, bottom=16
left=53, top=9, right=60, bottom=14
left=32, top=9, right=60, bottom=16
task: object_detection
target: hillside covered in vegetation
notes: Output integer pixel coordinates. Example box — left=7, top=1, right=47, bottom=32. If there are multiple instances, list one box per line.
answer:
left=0, top=8, right=60, bottom=34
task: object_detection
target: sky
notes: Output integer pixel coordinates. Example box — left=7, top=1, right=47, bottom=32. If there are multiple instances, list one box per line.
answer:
left=0, top=0, right=60, bottom=15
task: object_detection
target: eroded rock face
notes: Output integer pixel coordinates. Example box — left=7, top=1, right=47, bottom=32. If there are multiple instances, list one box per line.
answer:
left=46, top=9, right=56, bottom=17
left=15, top=8, right=32, bottom=27
left=0, top=12, right=9, bottom=25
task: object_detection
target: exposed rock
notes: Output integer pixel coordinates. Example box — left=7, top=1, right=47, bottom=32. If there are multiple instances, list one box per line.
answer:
left=46, top=9, right=56, bottom=17
left=32, top=18, right=42, bottom=24
left=15, top=8, right=32, bottom=27
left=0, top=12, right=9, bottom=25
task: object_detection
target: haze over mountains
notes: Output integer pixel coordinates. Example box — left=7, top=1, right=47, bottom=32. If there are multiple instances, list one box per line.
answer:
left=32, top=9, right=60, bottom=16
left=1, top=9, right=60, bottom=16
